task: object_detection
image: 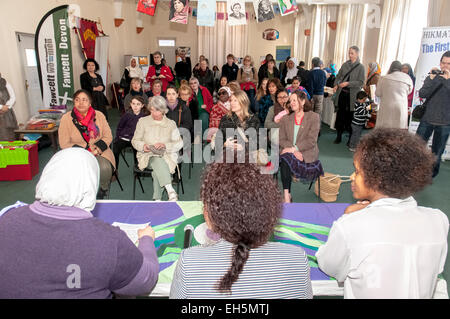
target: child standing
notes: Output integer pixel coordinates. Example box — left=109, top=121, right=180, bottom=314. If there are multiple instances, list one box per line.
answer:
left=348, top=91, right=372, bottom=152
left=113, top=95, right=146, bottom=168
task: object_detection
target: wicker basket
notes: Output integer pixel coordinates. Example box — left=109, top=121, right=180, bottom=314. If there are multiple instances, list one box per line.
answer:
left=314, top=173, right=351, bottom=202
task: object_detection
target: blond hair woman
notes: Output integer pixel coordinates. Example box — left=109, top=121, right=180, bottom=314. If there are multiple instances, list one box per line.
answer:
left=214, top=90, right=259, bottom=152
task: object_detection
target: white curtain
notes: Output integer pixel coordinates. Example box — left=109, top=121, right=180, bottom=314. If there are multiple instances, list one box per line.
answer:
left=427, top=0, right=448, bottom=27
left=198, top=2, right=248, bottom=68
left=377, top=0, right=429, bottom=73
left=293, top=4, right=314, bottom=64
left=308, top=5, right=338, bottom=68
left=333, top=4, right=368, bottom=69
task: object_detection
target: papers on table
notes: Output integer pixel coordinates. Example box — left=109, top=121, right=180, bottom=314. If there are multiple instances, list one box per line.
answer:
left=112, top=221, right=151, bottom=244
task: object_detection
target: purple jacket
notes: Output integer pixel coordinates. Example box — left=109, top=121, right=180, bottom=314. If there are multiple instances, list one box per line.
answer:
left=0, top=202, right=159, bottom=299
left=115, top=111, right=146, bottom=141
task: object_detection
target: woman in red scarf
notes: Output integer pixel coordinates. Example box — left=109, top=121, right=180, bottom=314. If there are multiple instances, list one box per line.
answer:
left=58, top=90, right=115, bottom=199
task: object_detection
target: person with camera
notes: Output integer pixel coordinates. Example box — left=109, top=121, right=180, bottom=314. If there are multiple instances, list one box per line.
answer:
left=416, top=50, right=450, bottom=178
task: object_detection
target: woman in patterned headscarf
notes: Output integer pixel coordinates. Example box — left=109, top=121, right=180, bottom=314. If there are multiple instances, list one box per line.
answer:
left=363, top=62, right=381, bottom=129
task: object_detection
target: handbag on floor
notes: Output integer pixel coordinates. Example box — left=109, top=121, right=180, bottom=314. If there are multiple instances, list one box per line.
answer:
left=314, top=172, right=351, bottom=202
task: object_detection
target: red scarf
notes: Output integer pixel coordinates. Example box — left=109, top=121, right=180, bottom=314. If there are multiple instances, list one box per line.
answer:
left=73, top=106, right=99, bottom=144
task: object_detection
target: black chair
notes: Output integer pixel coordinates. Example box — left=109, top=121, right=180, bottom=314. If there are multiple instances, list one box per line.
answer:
left=133, top=162, right=184, bottom=200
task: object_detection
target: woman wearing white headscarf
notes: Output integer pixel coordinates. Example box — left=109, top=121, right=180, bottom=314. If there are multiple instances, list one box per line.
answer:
left=0, top=148, right=159, bottom=298
left=281, top=57, right=299, bottom=86
left=121, top=57, right=145, bottom=96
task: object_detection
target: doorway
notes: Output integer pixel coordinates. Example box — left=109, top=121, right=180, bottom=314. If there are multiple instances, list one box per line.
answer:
left=16, top=32, right=43, bottom=116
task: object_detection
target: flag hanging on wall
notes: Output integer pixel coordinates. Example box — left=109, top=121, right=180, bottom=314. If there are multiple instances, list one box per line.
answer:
left=137, top=0, right=158, bottom=16
left=78, top=18, right=99, bottom=59
left=169, top=0, right=189, bottom=24
left=197, top=0, right=216, bottom=27
left=227, top=0, right=246, bottom=26
left=35, top=5, right=75, bottom=108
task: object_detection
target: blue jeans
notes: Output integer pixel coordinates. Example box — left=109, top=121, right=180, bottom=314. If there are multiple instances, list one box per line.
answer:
left=416, top=121, right=450, bottom=177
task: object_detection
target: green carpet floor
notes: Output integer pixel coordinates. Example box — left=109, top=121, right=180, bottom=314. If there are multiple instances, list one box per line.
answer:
left=1, top=107, right=449, bottom=295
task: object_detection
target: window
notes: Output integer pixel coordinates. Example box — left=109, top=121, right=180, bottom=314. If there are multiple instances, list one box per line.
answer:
left=25, top=49, right=37, bottom=67
left=158, top=39, right=176, bottom=47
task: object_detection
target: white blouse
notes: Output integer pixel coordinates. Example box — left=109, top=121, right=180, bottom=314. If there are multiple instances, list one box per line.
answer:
left=316, top=197, right=449, bottom=299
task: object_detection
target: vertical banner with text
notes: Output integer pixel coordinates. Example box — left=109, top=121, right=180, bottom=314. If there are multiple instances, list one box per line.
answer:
left=36, top=5, right=74, bottom=108
left=409, top=26, right=450, bottom=159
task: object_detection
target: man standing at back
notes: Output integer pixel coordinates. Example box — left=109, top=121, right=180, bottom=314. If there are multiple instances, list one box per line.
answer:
left=174, top=49, right=192, bottom=84
left=221, top=54, right=239, bottom=82
left=416, top=50, right=450, bottom=178
left=307, top=57, right=327, bottom=117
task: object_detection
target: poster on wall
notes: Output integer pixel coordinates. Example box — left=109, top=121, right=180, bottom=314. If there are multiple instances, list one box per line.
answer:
left=409, top=26, right=450, bottom=159
left=197, top=0, right=216, bottom=27
left=169, top=0, right=189, bottom=24
left=137, top=0, right=158, bottom=17
left=277, top=0, right=298, bottom=16
left=253, top=0, right=275, bottom=23
left=175, top=47, right=191, bottom=62
left=227, top=0, right=246, bottom=26
left=35, top=5, right=74, bottom=108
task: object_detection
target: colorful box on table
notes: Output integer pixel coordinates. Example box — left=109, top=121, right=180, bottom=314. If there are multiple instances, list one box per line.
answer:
left=0, top=141, right=39, bottom=181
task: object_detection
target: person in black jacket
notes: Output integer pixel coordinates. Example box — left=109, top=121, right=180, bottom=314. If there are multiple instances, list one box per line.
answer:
left=258, top=59, right=280, bottom=86
left=221, top=54, right=239, bottom=82
left=165, top=85, right=193, bottom=134
left=175, top=49, right=192, bottom=84
left=80, top=58, right=109, bottom=120
left=296, top=61, right=310, bottom=89
left=197, top=60, right=215, bottom=95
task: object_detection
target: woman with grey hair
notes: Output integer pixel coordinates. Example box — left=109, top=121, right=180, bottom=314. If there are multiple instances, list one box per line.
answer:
left=375, top=61, right=413, bottom=129
left=132, top=96, right=183, bottom=201
left=333, top=46, right=366, bottom=144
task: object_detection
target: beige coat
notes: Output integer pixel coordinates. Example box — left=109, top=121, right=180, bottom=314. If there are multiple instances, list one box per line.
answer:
left=132, top=115, right=183, bottom=173
left=375, top=71, right=413, bottom=129
left=58, top=110, right=115, bottom=169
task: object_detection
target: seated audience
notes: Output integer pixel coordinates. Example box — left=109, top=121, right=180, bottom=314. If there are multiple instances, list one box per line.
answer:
left=189, top=77, right=213, bottom=139
left=123, top=77, right=149, bottom=114
left=178, top=84, right=198, bottom=135
left=258, top=53, right=274, bottom=86
left=255, top=77, right=269, bottom=115
left=59, top=90, right=115, bottom=199
left=258, top=78, right=283, bottom=125
left=265, top=89, right=290, bottom=131
left=146, top=79, right=166, bottom=99
left=286, top=76, right=311, bottom=99
left=146, top=51, right=174, bottom=93
left=221, top=53, right=239, bottom=82
left=121, top=57, right=145, bottom=96
left=0, top=148, right=159, bottom=298
left=165, top=85, right=193, bottom=133
left=258, top=58, right=280, bottom=83
left=132, top=96, right=183, bottom=201
left=213, top=76, right=228, bottom=104
left=214, top=90, right=259, bottom=152
left=316, top=128, right=449, bottom=299
left=197, top=60, right=215, bottom=95
left=237, top=55, right=258, bottom=114
left=281, top=57, right=299, bottom=86
left=208, top=86, right=231, bottom=141
left=279, top=91, right=322, bottom=203
left=113, top=95, right=147, bottom=168
left=170, top=160, right=312, bottom=298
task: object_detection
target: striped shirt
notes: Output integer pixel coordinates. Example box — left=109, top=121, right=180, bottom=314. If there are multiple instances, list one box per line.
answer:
left=169, top=239, right=312, bottom=299
left=352, top=101, right=371, bottom=126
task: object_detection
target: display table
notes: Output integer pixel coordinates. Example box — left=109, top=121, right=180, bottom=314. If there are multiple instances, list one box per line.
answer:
left=93, top=200, right=348, bottom=297
left=14, top=126, right=59, bottom=153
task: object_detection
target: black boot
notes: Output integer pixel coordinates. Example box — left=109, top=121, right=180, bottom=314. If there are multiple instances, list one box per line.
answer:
left=333, top=132, right=342, bottom=144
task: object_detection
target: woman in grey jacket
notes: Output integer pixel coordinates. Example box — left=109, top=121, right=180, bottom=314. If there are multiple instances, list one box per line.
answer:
left=333, top=46, right=366, bottom=144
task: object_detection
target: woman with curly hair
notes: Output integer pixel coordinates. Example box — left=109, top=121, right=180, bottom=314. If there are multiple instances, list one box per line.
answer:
left=169, top=161, right=312, bottom=298
left=316, top=128, right=449, bottom=299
